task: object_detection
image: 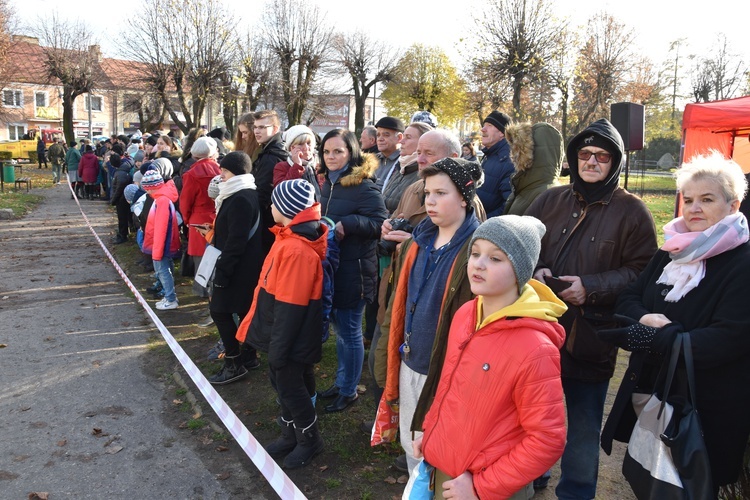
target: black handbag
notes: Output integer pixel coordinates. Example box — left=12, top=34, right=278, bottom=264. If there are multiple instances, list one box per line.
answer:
left=622, top=333, right=713, bottom=499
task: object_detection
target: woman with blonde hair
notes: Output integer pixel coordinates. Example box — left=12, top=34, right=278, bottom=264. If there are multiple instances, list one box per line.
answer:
left=602, top=151, right=750, bottom=496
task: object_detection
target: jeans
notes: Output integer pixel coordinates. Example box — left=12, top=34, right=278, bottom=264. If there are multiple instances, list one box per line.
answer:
left=152, top=258, right=176, bottom=302
left=331, top=300, right=365, bottom=398
left=52, top=164, right=62, bottom=183
left=269, top=361, right=316, bottom=428
left=555, top=378, right=610, bottom=500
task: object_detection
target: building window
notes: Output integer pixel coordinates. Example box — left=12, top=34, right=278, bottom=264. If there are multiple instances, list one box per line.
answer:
left=84, top=95, right=103, bottom=112
left=3, top=89, right=23, bottom=107
left=8, top=124, right=25, bottom=140
left=35, top=91, right=48, bottom=107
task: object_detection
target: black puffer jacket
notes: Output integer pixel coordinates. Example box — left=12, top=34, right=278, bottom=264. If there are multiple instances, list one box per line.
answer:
left=110, top=163, right=133, bottom=206
left=321, top=154, right=387, bottom=309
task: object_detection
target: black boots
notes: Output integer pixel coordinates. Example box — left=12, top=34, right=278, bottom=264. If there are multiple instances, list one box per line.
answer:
left=208, top=354, right=248, bottom=385
left=266, top=417, right=297, bottom=459
left=283, top=416, right=324, bottom=469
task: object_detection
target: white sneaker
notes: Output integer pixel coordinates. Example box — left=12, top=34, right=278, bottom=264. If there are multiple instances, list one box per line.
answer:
left=155, top=298, right=178, bottom=310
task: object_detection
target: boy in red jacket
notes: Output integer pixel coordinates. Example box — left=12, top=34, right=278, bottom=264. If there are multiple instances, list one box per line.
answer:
left=413, top=215, right=568, bottom=499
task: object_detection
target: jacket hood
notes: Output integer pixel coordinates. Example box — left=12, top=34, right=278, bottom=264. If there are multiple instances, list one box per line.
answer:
left=260, top=133, right=286, bottom=157
left=482, top=279, right=567, bottom=348
left=188, top=158, right=221, bottom=178
left=566, top=118, right=624, bottom=202
left=271, top=203, right=327, bottom=260
left=338, top=153, right=379, bottom=187
left=506, top=122, right=563, bottom=176
left=149, top=179, right=179, bottom=203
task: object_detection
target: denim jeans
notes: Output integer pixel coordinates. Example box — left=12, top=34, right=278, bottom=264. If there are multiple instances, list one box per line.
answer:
left=331, top=300, right=365, bottom=397
left=555, top=378, right=610, bottom=500
left=152, top=258, right=176, bottom=302
left=52, top=164, right=62, bottom=183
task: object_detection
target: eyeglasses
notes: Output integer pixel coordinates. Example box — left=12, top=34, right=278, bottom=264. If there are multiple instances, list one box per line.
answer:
left=577, top=149, right=612, bottom=163
left=252, top=125, right=273, bottom=131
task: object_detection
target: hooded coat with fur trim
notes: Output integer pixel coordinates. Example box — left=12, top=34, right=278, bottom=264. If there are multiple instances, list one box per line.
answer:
left=320, top=153, right=388, bottom=309
left=503, top=122, right=563, bottom=216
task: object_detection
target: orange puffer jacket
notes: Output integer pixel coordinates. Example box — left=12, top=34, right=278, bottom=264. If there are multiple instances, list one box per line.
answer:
left=421, top=291, right=567, bottom=499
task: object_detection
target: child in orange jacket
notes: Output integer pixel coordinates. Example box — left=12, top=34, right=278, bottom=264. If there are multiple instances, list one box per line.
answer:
left=412, top=216, right=568, bottom=499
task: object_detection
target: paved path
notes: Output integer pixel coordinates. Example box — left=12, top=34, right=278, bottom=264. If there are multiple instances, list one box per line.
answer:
left=0, top=183, right=245, bottom=499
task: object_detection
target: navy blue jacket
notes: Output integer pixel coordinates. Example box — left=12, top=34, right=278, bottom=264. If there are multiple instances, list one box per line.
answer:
left=476, top=139, right=514, bottom=217
left=320, top=154, right=387, bottom=309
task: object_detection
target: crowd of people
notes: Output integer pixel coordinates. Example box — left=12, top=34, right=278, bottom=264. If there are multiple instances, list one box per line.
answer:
left=75, top=108, right=750, bottom=499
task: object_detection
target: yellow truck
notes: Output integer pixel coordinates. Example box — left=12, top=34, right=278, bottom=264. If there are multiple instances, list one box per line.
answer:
left=0, top=129, right=63, bottom=161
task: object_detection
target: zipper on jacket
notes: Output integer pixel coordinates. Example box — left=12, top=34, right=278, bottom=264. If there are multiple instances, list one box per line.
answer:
left=358, top=259, right=364, bottom=299
left=324, top=180, right=334, bottom=216
left=263, top=259, right=274, bottom=287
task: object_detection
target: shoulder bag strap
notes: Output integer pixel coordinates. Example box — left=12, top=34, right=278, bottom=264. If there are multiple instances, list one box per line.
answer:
left=247, top=214, right=260, bottom=241
left=657, top=334, right=683, bottom=420
left=681, top=333, right=697, bottom=406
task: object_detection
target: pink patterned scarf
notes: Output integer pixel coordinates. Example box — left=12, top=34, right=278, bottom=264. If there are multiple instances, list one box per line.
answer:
left=657, top=212, right=749, bottom=301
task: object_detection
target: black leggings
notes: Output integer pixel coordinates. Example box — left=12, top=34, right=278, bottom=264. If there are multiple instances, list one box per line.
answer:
left=211, top=311, right=242, bottom=357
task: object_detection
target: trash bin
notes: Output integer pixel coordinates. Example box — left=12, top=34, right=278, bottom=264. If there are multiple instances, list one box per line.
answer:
left=2, top=163, right=14, bottom=183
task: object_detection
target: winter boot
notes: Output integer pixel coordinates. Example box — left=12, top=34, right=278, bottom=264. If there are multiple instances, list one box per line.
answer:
left=240, top=345, right=260, bottom=370
left=283, top=416, right=324, bottom=469
left=266, top=417, right=297, bottom=459
left=208, top=354, right=248, bottom=386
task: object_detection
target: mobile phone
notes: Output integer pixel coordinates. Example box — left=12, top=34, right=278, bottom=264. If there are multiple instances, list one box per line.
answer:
left=545, top=276, right=572, bottom=294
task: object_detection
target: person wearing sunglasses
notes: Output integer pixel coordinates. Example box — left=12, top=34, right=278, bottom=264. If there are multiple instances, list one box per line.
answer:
left=524, top=118, right=657, bottom=498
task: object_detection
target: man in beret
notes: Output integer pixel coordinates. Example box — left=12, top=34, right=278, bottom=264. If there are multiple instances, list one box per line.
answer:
left=373, top=116, right=404, bottom=192
left=476, top=110, right=514, bottom=217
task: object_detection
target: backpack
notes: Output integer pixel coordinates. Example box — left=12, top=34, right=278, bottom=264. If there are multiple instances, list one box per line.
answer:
left=320, top=217, right=340, bottom=342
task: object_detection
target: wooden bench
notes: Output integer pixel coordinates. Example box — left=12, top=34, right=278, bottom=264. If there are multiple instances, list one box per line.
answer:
left=14, top=177, right=31, bottom=192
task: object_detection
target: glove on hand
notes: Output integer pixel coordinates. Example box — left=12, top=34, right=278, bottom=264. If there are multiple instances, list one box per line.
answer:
left=597, top=323, right=658, bottom=352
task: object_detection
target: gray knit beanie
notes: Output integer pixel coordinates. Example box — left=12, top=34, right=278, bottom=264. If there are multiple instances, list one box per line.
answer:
left=469, top=215, right=546, bottom=294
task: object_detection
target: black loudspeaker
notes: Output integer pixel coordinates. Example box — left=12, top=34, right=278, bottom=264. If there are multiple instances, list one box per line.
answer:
left=610, top=102, right=644, bottom=151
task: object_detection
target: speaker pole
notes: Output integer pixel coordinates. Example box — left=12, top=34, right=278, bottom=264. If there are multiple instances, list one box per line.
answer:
left=624, top=150, right=630, bottom=191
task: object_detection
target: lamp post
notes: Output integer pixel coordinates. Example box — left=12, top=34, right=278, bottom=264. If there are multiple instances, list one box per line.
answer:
left=87, top=92, right=93, bottom=140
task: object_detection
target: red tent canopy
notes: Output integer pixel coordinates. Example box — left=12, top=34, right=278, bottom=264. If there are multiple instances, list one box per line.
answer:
left=681, top=95, right=750, bottom=172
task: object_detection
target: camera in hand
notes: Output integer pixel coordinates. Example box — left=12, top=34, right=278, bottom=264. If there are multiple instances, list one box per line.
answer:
left=390, top=217, right=413, bottom=233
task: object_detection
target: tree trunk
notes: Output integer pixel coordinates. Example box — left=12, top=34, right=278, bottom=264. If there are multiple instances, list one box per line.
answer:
left=62, top=89, right=75, bottom=146
left=354, top=88, right=369, bottom=135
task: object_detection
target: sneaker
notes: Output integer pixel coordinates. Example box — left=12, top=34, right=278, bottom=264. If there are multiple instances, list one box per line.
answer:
left=146, top=282, right=163, bottom=295
left=155, top=298, right=178, bottom=310
left=207, top=340, right=225, bottom=361
left=197, top=315, right=214, bottom=328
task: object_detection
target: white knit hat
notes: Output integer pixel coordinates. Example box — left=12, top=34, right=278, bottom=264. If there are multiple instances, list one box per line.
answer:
left=284, top=125, right=315, bottom=151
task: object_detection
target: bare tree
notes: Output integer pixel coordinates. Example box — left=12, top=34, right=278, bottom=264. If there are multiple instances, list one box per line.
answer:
left=35, top=13, right=103, bottom=144
left=689, top=34, right=746, bottom=102
left=464, top=55, right=511, bottom=126
left=261, top=0, right=332, bottom=125
left=122, top=0, right=237, bottom=133
left=123, top=92, right=167, bottom=133
left=568, top=12, right=634, bottom=135
left=332, top=31, right=400, bottom=133
left=475, top=0, right=564, bottom=121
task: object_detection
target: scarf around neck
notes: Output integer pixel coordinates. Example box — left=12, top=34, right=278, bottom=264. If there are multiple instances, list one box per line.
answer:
left=215, top=173, right=257, bottom=214
left=657, top=212, right=749, bottom=301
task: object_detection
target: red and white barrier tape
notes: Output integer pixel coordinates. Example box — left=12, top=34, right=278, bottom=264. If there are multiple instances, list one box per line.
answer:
left=68, top=183, right=307, bottom=499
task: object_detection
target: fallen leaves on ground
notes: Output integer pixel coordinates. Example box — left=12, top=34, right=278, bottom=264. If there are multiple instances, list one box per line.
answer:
left=215, top=445, right=228, bottom=452
left=216, top=472, right=230, bottom=480
left=28, top=493, right=49, bottom=500
left=384, top=476, right=397, bottom=484
left=397, top=475, right=408, bottom=484
left=57, top=439, right=66, bottom=447
left=105, top=445, right=123, bottom=454
left=92, top=428, right=109, bottom=437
